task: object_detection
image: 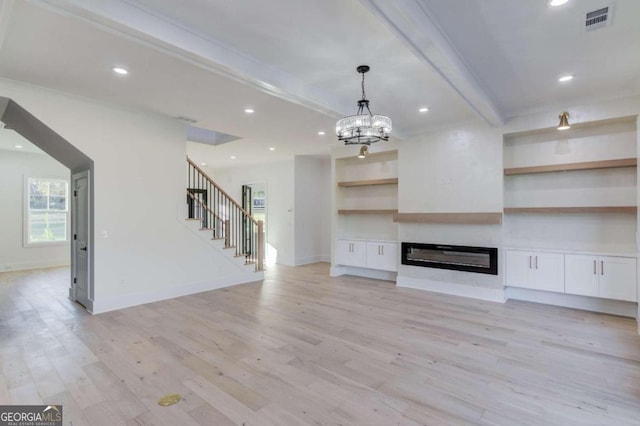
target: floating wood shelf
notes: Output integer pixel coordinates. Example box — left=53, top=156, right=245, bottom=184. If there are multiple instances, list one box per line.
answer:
left=338, top=209, right=398, bottom=215
left=504, top=158, right=637, bottom=175
left=504, top=206, right=637, bottom=214
left=337, top=178, right=398, bottom=187
left=393, top=212, right=502, bottom=225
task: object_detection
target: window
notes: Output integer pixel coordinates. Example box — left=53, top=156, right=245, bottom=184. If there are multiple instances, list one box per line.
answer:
left=27, top=178, right=69, bottom=244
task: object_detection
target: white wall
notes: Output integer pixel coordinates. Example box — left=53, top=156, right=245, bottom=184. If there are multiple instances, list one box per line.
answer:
left=294, top=155, right=331, bottom=265
left=399, top=123, right=503, bottom=213
left=0, top=149, right=70, bottom=270
left=397, top=122, right=504, bottom=295
left=210, top=160, right=296, bottom=265
left=0, top=78, right=258, bottom=313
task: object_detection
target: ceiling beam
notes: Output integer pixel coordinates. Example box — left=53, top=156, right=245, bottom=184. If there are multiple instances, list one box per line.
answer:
left=359, top=0, right=504, bottom=126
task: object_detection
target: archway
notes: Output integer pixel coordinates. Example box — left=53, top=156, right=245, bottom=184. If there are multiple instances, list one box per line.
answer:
left=0, top=97, right=94, bottom=311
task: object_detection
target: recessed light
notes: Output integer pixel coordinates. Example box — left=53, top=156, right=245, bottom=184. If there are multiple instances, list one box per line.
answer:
left=244, top=108, right=254, bottom=114
left=269, top=147, right=275, bottom=151
left=14, top=144, right=23, bottom=148
left=548, top=0, right=569, bottom=6
left=317, top=131, right=326, bottom=136
left=200, top=162, right=207, bottom=166
left=418, top=107, right=429, bottom=113
left=230, top=155, right=236, bottom=159
left=112, top=67, right=129, bottom=75
left=558, top=74, right=574, bottom=83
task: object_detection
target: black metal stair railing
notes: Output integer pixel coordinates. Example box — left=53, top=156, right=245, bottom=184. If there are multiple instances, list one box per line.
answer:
left=186, top=157, right=264, bottom=271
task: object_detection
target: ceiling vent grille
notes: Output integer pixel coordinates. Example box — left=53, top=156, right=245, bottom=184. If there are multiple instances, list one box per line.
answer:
left=585, top=5, right=613, bottom=31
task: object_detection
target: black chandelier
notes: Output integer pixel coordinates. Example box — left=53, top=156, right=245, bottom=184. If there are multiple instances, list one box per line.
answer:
left=335, top=65, right=392, bottom=145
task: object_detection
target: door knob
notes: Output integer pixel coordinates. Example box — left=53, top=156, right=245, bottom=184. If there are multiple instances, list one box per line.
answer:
left=80, top=247, right=87, bottom=251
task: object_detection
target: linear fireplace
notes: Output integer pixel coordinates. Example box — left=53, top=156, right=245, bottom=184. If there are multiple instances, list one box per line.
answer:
left=401, top=242, right=498, bottom=275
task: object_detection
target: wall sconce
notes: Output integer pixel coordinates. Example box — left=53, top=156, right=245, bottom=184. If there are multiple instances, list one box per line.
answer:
left=357, top=145, right=368, bottom=159
left=557, top=111, right=570, bottom=130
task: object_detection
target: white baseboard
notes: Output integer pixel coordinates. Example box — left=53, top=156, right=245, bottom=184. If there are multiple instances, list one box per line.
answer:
left=505, top=287, right=638, bottom=318
left=295, top=255, right=330, bottom=266
left=0, top=259, right=70, bottom=272
left=90, top=272, right=264, bottom=314
left=396, top=275, right=506, bottom=303
left=330, top=265, right=396, bottom=281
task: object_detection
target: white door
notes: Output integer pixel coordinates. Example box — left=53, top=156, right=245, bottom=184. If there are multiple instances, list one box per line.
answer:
left=505, top=250, right=532, bottom=288
left=336, top=240, right=366, bottom=267
left=366, top=242, right=397, bottom=272
left=599, top=256, right=637, bottom=302
left=72, top=170, right=90, bottom=308
left=531, top=252, right=564, bottom=293
left=565, top=254, right=599, bottom=297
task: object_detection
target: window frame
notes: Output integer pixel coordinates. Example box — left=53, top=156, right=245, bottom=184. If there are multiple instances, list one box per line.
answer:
left=24, top=176, right=70, bottom=247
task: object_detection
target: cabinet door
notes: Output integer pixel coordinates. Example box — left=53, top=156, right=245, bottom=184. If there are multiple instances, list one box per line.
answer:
left=335, top=240, right=352, bottom=265
left=599, top=257, right=637, bottom=302
left=366, top=242, right=397, bottom=272
left=505, top=250, right=532, bottom=288
left=336, top=240, right=366, bottom=267
left=565, top=254, right=599, bottom=297
left=531, top=252, right=564, bottom=293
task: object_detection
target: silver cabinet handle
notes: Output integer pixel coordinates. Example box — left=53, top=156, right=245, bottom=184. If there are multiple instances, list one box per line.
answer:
left=601, top=260, right=604, bottom=275
left=529, top=256, right=532, bottom=269
left=378, top=245, right=381, bottom=255
left=593, top=260, right=596, bottom=275
left=535, top=256, right=538, bottom=269
left=381, top=245, right=384, bottom=255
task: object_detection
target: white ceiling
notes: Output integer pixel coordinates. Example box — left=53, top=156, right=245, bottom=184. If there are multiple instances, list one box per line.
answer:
left=0, top=128, right=43, bottom=154
left=0, top=0, right=638, bottom=168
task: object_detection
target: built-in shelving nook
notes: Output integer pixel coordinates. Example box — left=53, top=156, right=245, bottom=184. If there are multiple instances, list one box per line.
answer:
left=335, top=149, right=398, bottom=241
left=503, top=116, right=638, bottom=255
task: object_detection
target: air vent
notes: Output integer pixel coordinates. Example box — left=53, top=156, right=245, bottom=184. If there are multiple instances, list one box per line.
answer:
left=585, top=4, right=613, bottom=31
left=176, top=116, right=198, bottom=124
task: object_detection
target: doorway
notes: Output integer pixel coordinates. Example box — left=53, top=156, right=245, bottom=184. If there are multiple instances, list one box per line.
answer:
left=1, top=97, right=94, bottom=312
left=242, top=183, right=267, bottom=262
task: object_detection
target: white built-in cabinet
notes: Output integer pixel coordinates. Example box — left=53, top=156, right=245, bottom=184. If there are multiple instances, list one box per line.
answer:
left=505, top=250, right=564, bottom=292
left=336, top=239, right=397, bottom=272
left=334, top=148, right=399, bottom=276
left=502, top=116, right=638, bottom=308
left=565, top=254, right=636, bottom=302
left=506, top=249, right=637, bottom=302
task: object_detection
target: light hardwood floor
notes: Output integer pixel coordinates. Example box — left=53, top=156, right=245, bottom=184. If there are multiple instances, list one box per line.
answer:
left=1, top=263, right=640, bottom=425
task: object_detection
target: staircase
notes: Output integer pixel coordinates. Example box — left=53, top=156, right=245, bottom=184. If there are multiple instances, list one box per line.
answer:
left=186, top=157, right=264, bottom=272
